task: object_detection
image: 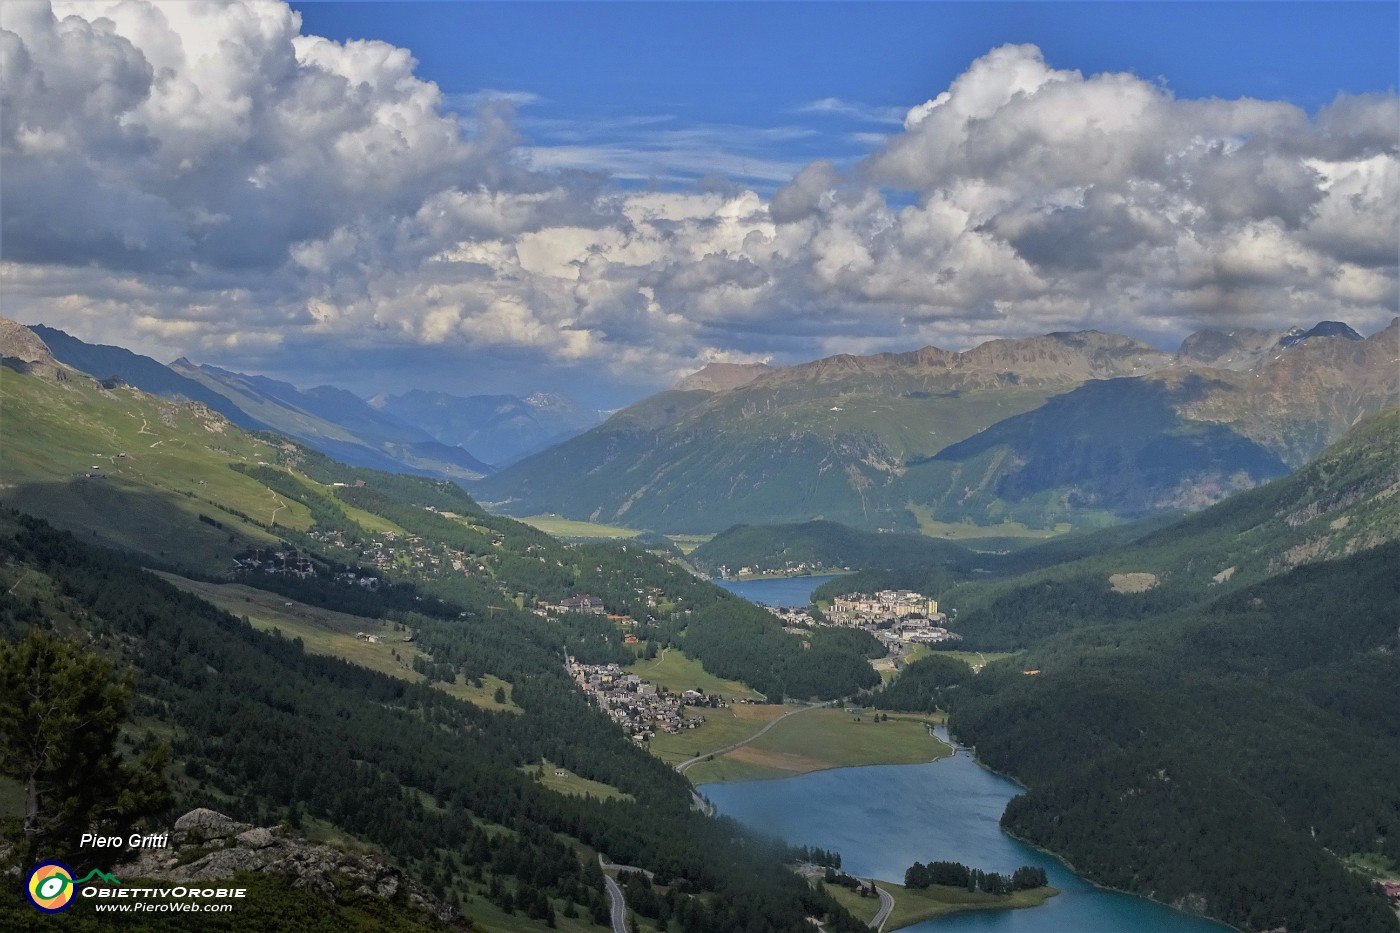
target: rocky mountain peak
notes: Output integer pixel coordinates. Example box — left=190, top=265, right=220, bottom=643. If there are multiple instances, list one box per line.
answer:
left=1278, top=320, right=1364, bottom=348
left=0, top=317, right=58, bottom=367
left=675, top=361, right=775, bottom=392
left=1175, top=326, right=1292, bottom=371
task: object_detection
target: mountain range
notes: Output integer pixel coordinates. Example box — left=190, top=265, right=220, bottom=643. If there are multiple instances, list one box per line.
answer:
left=167, top=359, right=495, bottom=480
left=473, top=320, right=1398, bottom=533
left=368, top=389, right=605, bottom=467
left=23, top=324, right=602, bottom=480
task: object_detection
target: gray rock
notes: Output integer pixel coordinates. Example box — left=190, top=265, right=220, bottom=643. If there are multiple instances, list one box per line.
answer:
left=236, top=827, right=277, bottom=849
left=177, top=847, right=266, bottom=881
left=111, top=814, right=457, bottom=925
left=173, top=808, right=247, bottom=842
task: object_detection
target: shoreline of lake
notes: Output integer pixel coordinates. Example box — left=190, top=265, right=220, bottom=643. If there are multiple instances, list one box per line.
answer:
left=714, top=570, right=851, bottom=582
left=702, top=754, right=1236, bottom=933
left=704, top=575, right=1236, bottom=933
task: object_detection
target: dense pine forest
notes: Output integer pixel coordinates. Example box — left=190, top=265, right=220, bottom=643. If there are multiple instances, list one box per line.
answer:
left=864, top=411, right=1400, bottom=933
left=948, top=545, right=1400, bottom=932
left=0, top=510, right=870, bottom=932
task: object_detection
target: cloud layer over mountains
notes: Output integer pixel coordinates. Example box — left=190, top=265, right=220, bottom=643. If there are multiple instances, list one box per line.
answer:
left=3, top=1, right=1396, bottom=398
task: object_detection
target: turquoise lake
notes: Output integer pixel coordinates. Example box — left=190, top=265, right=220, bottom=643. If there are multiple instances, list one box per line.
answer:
left=704, top=577, right=1235, bottom=933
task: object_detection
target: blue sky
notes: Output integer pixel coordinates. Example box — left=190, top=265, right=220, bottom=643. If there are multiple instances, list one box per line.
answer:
left=4, top=1, right=1397, bottom=408
left=292, top=2, right=1398, bottom=189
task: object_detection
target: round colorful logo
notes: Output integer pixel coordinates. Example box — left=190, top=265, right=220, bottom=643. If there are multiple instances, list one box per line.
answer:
left=26, top=862, right=76, bottom=913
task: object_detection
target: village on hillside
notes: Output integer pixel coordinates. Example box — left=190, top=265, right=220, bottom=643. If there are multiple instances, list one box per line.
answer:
left=567, top=658, right=727, bottom=744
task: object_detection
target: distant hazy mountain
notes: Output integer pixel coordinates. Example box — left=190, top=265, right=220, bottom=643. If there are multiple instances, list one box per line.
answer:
left=474, top=322, right=1399, bottom=533
left=28, top=324, right=268, bottom=430
left=169, top=361, right=493, bottom=480
left=370, top=389, right=604, bottom=467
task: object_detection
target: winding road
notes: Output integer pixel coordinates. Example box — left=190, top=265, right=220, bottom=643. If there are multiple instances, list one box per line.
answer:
left=603, top=872, right=627, bottom=933
left=870, top=884, right=894, bottom=930
left=600, top=855, right=653, bottom=933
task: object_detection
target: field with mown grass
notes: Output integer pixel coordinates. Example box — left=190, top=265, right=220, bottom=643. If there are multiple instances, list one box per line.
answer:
left=518, top=514, right=639, bottom=539
left=906, top=503, right=1072, bottom=542
left=643, top=703, right=797, bottom=767
left=900, top=645, right=1018, bottom=671
left=664, top=533, right=712, bottom=554
left=686, top=708, right=948, bottom=784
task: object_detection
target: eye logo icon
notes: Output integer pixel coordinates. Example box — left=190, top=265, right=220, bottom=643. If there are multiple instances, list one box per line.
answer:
left=26, top=862, right=75, bottom=912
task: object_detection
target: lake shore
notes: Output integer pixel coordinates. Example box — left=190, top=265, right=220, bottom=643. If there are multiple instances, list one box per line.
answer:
left=714, top=569, right=852, bottom=582
left=824, top=877, right=1058, bottom=931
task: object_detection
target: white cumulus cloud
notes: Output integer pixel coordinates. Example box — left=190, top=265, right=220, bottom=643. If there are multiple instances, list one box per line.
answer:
left=2, top=7, right=1395, bottom=399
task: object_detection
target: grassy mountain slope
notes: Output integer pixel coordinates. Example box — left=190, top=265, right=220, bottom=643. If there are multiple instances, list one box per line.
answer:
left=171, top=360, right=493, bottom=480
left=28, top=324, right=269, bottom=431
left=918, top=371, right=1291, bottom=521
left=939, top=406, right=1400, bottom=649
left=1, top=356, right=311, bottom=570
left=476, top=325, right=1397, bottom=534
left=2, top=330, right=879, bottom=931
left=16, top=320, right=494, bottom=482
left=474, top=332, right=1149, bottom=532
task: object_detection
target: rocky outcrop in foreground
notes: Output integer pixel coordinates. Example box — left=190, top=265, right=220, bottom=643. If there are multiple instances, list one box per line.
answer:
left=114, top=809, right=459, bottom=926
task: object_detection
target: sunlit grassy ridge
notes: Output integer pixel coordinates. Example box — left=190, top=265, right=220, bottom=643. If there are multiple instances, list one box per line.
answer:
left=0, top=364, right=317, bottom=569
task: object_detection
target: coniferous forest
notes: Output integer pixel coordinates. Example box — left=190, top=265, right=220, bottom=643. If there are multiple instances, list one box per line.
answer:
left=0, top=509, right=872, bottom=932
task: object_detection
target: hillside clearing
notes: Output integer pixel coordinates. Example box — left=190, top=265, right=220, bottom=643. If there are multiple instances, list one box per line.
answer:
left=153, top=573, right=519, bottom=713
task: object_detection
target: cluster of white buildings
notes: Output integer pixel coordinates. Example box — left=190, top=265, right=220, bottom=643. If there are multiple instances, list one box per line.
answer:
left=830, top=589, right=940, bottom=622
left=826, top=590, right=960, bottom=647
left=712, top=560, right=838, bottom=580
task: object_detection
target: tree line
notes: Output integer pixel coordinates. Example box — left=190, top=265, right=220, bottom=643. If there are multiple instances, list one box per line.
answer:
left=903, top=860, right=1046, bottom=894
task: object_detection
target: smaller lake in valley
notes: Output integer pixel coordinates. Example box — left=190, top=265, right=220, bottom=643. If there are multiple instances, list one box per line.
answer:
left=712, top=573, right=843, bottom=607
left=701, top=732, right=1236, bottom=933
left=705, top=575, right=1235, bottom=932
